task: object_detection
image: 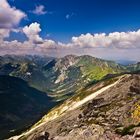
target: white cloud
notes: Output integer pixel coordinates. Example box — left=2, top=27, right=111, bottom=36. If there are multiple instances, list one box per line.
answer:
left=71, top=33, right=110, bottom=47
left=38, top=39, right=57, bottom=48
left=59, top=30, right=140, bottom=49
left=0, top=1, right=139, bottom=61
left=0, top=29, right=10, bottom=40
left=0, top=0, right=26, bottom=29
left=31, top=5, right=47, bottom=15
left=1, top=21, right=140, bottom=60
left=23, top=22, right=43, bottom=44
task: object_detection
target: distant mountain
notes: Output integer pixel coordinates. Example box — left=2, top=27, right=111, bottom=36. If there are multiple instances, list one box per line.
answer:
left=115, top=59, right=137, bottom=65
left=1, top=54, right=54, bottom=66
left=0, top=75, right=56, bottom=140
left=1, top=55, right=139, bottom=140
left=42, top=55, right=125, bottom=100
left=0, top=55, right=125, bottom=101
left=127, top=62, right=140, bottom=72
left=0, top=55, right=53, bottom=93
left=17, top=74, right=140, bottom=140
left=1, top=54, right=140, bottom=102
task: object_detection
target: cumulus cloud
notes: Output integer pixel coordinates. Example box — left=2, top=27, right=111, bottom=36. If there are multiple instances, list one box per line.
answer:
left=22, top=22, right=58, bottom=49
left=31, top=5, right=47, bottom=15
left=58, top=30, right=140, bottom=49
left=0, top=0, right=26, bottom=42
left=0, top=0, right=26, bottom=29
left=1, top=20, right=140, bottom=60
left=38, top=40, right=57, bottom=48
left=0, top=29, right=10, bottom=40
left=23, top=22, right=43, bottom=44
left=0, top=1, right=140, bottom=61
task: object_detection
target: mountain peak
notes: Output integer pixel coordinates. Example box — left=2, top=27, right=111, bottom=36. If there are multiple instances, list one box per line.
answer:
left=63, top=54, right=77, bottom=59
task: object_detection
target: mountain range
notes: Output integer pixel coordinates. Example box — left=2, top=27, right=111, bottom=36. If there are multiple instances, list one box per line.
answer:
left=0, top=55, right=126, bottom=101
left=0, top=54, right=140, bottom=139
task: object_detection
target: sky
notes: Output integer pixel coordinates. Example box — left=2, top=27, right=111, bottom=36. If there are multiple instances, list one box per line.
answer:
left=0, top=0, right=140, bottom=61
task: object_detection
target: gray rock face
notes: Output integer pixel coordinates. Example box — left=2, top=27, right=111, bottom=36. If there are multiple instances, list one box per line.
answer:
left=18, top=74, right=140, bottom=140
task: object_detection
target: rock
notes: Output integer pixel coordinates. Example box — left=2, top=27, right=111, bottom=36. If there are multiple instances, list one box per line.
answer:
left=34, top=132, right=50, bottom=140
left=78, top=114, right=83, bottom=119
left=88, top=117, right=93, bottom=122
left=73, top=124, right=78, bottom=128
left=111, top=116, right=119, bottom=121
left=133, top=127, right=140, bottom=138
left=130, top=86, right=140, bottom=94
left=96, top=116, right=104, bottom=122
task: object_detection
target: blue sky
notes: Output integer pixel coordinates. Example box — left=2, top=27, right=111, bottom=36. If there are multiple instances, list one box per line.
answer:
left=0, top=0, right=140, bottom=61
left=8, top=0, right=140, bottom=42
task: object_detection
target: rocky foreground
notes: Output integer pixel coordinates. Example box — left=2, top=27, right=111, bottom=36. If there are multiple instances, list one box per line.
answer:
left=14, top=74, right=140, bottom=140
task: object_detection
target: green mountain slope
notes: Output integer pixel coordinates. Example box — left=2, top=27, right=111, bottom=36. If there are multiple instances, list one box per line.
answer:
left=0, top=55, right=127, bottom=102
left=42, top=55, right=125, bottom=100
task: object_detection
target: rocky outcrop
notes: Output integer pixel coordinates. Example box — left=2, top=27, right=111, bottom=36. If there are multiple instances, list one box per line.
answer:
left=34, top=132, right=50, bottom=140
left=19, top=74, right=140, bottom=140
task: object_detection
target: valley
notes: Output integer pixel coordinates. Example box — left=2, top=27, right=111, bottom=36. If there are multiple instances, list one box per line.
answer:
left=1, top=1, right=140, bottom=139
left=0, top=54, right=140, bottom=140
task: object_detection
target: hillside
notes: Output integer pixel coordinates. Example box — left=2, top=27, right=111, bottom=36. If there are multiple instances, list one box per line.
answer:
left=42, top=55, right=125, bottom=101
left=13, top=73, right=140, bottom=140
left=0, top=76, right=56, bottom=140
left=0, top=55, right=140, bottom=140
left=0, top=55, right=126, bottom=101
left=0, top=55, right=128, bottom=139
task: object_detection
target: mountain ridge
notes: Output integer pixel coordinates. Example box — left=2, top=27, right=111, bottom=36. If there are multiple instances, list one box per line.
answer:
left=0, top=54, right=127, bottom=102
left=0, top=55, right=140, bottom=139
left=13, top=73, right=140, bottom=140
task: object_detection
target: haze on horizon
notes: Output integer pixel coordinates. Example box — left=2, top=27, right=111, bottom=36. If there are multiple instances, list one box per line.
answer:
left=0, top=0, right=140, bottom=61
